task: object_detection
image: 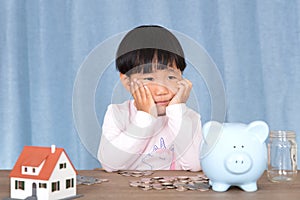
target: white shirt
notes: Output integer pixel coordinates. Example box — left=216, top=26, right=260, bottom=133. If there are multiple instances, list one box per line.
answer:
left=98, top=100, right=202, bottom=172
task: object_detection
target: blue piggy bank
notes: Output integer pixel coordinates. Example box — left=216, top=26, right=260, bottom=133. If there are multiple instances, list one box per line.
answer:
left=200, top=121, right=269, bottom=192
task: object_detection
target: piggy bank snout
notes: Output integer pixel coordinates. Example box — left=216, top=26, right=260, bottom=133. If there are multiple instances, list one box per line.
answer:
left=225, top=152, right=253, bottom=174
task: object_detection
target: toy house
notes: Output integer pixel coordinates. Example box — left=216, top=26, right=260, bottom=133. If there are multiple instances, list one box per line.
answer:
left=9, top=145, right=78, bottom=200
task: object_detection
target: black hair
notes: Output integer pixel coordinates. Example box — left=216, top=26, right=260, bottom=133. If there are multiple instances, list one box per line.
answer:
left=116, top=25, right=186, bottom=75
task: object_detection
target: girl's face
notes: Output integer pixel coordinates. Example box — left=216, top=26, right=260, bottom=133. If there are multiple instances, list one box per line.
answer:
left=130, top=66, right=182, bottom=116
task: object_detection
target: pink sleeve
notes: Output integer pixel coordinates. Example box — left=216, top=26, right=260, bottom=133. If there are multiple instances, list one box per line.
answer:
left=97, top=105, right=156, bottom=172
left=166, top=104, right=202, bottom=171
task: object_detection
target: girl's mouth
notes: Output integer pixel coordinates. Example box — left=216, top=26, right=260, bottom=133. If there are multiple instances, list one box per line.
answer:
left=155, top=100, right=170, bottom=106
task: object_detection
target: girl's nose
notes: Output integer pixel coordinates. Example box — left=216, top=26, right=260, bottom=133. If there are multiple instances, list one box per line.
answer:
left=153, top=84, right=169, bottom=95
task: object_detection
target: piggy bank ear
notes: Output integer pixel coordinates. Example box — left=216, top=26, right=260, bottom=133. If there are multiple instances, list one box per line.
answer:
left=201, top=121, right=223, bottom=159
left=202, top=121, right=223, bottom=139
left=246, top=121, right=269, bottom=143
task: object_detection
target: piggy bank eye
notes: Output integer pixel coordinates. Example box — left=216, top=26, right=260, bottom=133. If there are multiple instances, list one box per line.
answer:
left=233, top=146, right=236, bottom=148
left=241, top=145, right=245, bottom=148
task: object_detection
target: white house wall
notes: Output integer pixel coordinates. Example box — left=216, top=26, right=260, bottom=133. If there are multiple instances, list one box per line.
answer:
left=48, top=152, right=77, bottom=199
left=10, top=178, right=49, bottom=200
left=11, top=177, right=29, bottom=199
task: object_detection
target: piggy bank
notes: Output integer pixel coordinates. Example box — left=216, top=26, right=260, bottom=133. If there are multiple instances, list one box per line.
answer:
left=200, top=121, right=269, bottom=192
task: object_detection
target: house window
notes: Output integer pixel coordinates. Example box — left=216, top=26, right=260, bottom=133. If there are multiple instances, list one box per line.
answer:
left=59, top=163, right=67, bottom=169
left=51, top=181, right=60, bottom=192
left=24, top=167, right=27, bottom=172
left=39, top=183, right=47, bottom=188
left=15, top=180, right=25, bottom=190
left=32, top=168, right=36, bottom=173
left=66, top=178, right=74, bottom=189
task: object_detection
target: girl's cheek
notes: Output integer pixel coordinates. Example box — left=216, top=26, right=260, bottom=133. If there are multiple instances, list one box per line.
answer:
left=168, top=83, right=179, bottom=94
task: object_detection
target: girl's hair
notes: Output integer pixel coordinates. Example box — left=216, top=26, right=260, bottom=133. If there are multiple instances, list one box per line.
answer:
left=116, top=25, right=186, bottom=75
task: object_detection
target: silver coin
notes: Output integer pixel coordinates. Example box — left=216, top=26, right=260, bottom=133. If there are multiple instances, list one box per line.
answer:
left=197, top=187, right=209, bottom=192
left=152, top=183, right=164, bottom=190
left=141, top=178, right=152, bottom=183
left=161, top=182, right=173, bottom=186
left=132, top=174, right=143, bottom=177
left=178, top=179, right=189, bottom=184
left=177, top=176, right=189, bottom=180
left=176, top=186, right=187, bottom=192
left=119, top=170, right=154, bottom=177
left=143, top=171, right=154, bottom=176
left=132, top=171, right=143, bottom=174
left=152, top=176, right=163, bottom=180
left=129, top=181, right=140, bottom=187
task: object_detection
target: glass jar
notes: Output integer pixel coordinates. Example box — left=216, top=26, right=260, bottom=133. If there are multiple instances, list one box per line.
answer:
left=267, top=130, right=297, bottom=182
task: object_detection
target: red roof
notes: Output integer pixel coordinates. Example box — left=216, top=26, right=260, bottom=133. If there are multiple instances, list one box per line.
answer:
left=10, top=146, right=77, bottom=180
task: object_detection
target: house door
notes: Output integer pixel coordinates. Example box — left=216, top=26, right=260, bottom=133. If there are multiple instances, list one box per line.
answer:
left=32, top=183, right=37, bottom=196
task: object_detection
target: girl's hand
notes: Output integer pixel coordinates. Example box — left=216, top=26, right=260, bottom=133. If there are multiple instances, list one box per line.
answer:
left=169, top=78, right=192, bottom=105
left=130, top=79, right=158, bottom=117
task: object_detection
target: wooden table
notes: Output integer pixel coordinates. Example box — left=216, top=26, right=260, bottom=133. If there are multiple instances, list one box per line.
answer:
left=1, top=170, right=299, bottom=200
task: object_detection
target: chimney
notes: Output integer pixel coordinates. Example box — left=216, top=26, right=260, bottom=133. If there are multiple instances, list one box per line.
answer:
left=51, top=144, right=56, bottom=154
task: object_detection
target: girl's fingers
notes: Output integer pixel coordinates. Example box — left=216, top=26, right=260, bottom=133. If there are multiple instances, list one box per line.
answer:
left=130, top=80, right=139, bottom=99
left=136, top=80, right=147, bottom=101
left=170, top=79, right=192, bottom=104
left=144, top=85, right=153, bottom=101
left=131, top=79, right=155, bottom=114
left=178, top=79, right=192, bottom=90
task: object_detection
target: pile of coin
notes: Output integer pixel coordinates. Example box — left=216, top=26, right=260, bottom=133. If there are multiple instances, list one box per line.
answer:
left=77, top=174, right=109, bottom=185
left=118, top=170, right=154, bottom=177
left=129, top=175, right=210, bottom=191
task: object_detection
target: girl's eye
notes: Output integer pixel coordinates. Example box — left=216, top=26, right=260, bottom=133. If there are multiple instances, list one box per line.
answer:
left=143, top=77, right=154, bottom=81
left=168, top=76, right=177, bottom=80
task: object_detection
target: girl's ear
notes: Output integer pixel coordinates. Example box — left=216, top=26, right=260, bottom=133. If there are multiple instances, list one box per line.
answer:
left=120, top=73, right=130, bottom=91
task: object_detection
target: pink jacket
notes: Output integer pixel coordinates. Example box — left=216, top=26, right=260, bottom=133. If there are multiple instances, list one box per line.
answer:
left=98, top=100, right=202, bottom=172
